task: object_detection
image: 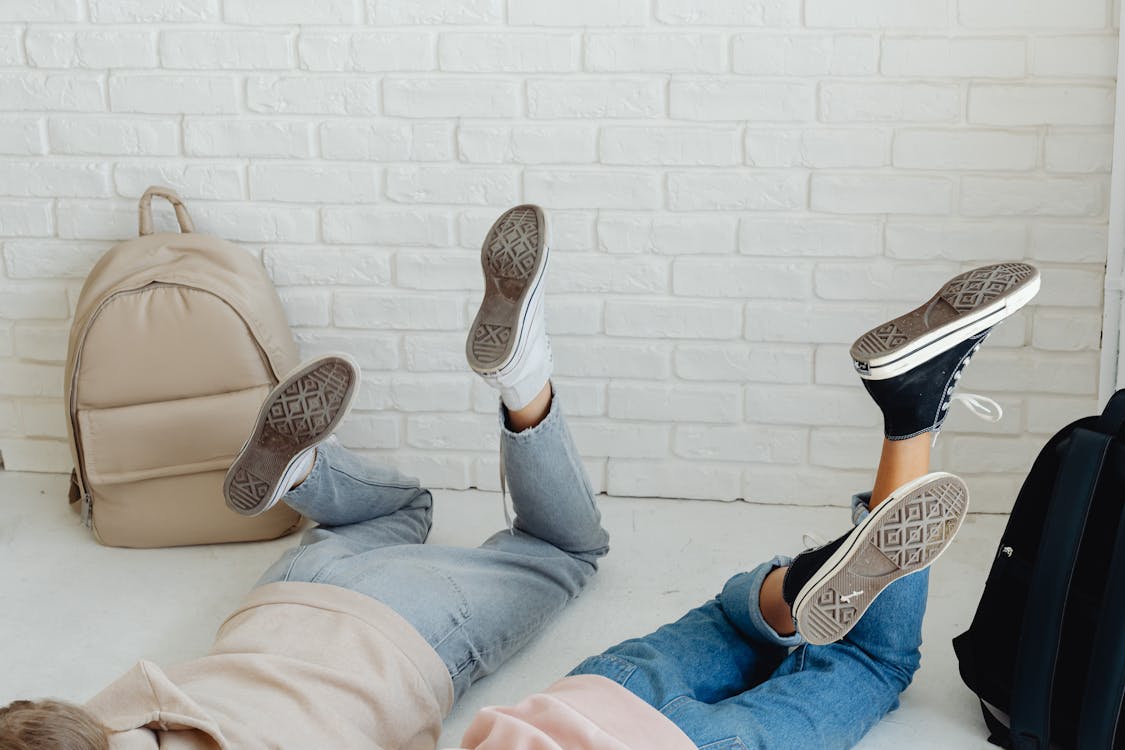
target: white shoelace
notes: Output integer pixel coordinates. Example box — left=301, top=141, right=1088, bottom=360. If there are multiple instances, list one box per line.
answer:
left=801, top=532, right=829, bottom=550
left=932, top=390, right=1004, bottom=446
left=499, top=442, right=515, bottom=534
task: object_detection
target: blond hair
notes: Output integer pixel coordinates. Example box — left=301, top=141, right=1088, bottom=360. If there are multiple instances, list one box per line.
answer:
left=0, top=699, right=109, bottom=750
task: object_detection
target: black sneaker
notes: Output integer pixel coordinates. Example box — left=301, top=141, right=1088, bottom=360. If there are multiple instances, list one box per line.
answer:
left=782, top=472, right=969, bottom=645
left=224, top=354, right=358, bottom=516
left=851, top=262, right=1039, bottom=440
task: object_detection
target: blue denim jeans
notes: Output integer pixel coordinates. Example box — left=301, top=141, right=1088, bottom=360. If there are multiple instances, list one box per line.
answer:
left=570, top=492, right=926, bottom=750
left=257, top=394, right=610, bottom=702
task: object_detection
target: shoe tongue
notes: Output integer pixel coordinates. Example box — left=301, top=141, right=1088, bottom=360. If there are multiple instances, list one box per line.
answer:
left=782, top=531, right=851, bottom=606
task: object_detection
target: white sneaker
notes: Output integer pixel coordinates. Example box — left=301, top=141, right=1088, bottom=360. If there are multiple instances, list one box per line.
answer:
left=466, top=204, right=552, bottom=411
left=223, top=354, right=359, bottom=516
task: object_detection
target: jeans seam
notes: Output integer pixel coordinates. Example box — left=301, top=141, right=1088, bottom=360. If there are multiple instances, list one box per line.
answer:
left=279, top=546, right=308, bottom=583
left=328, top=464, right=421, bottom=490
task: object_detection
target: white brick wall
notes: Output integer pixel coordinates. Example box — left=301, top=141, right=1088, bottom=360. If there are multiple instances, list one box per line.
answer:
left=0, top=1, right=1115, bottom=514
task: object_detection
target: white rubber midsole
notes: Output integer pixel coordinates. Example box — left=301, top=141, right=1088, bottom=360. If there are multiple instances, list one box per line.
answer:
left=856, top=275, right=1040, bottom=381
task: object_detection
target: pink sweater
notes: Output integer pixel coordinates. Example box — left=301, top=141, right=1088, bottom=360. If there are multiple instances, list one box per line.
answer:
left=456, top=675, right=696, bottom=750
left=86, top=581, right=695, bottom=750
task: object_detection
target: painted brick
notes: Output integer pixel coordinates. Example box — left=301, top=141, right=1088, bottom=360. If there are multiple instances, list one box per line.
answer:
left=509, top=0, right=649, bottom=27
left=248, top=76, right=378, bottom=116
left=528, top=79, right=663, bottom=119
left=1034, top=267, right=1104, bottom=307
left=885, top=222, right=1027, bottom=261
left=0, top=73, right=105, bottom=112
left=458, top=124, right=597, bottom=164
left=606, top=299, right=742, bottom=339
left=608, top=459, right=741, bottom=501
left=733, top=34, right=877, bottom=76
left=1032, top=36, right=1118, bottom=78
left=745, top=301, right=896, bottom=344
left=0, top=0, right=81, bottom=22
left=186, top=118, right=313, bottom=158
left=1026, top=396, right=1099, bottom=434
left=224, top=0, right=359, bottom=24
left=294, top=330, right=399, bottom=370
left=600, top=126, right=741, bottom=166
left=960, top=177, right=1105, bottom=218
left=1045, top=133, right=1114, bottom=173
left=371, top=0, right=503, bottom=25
left=552, top=338, right=671, bottom=379
left=336, top=414, right=401, bottom=450
left=1032, top=309, right=1102, bottom=351
left=667, top=172, right=807, bottom=211
left=0, top=118, right=45, bottom=155
left=813, top=261, right=959, bottom=301
left=745, top=385, right=880, bottom=427
left=1029, top=224, right=1107, bottom=263
left=585, top=33, right=723, bottom=73
left=674, top=343, right=812, bottom=383
left=113, top=162, right=243, bottom=200
left=609, top=381, right=740, bottom=423
left=526, top=170, right=661, bottom=209
left=161, top=31, right=293, bottom=70
left=323, top=208, right=454, bottom=246
left=655, top=0, right=801, bottom=26
left=746, top=129, right=890, bottom=169
left=597, top=213, right=738, bottom=255
left=49, top=117, right=177, bottom=156
left=550, top=255, right=668, bottom=294
left=322, top=121, right=453, bottom=161
left=189, top=203, right=317, bottom=242
left=27, top=29, right=157, bottom=68
left=89, top=0, right=219, bottom=23
left=675, top=424, right=806, bottom=463
left=881, top=37, right=1025, bottom=78
left=0, top=161, right=112, bottom=198
left=740, top=218, right=880, bottom=257
left=18, top=401, right=67, bottom=438
left=894, top=130, right=1038, bottom=171
left=959, top=0, right=1105, bottom=29
left=110, top=74, right=238, bottom=114
left=439, top=33, right=576, bottom=72
left=250, top=163, right=379, bottom=203
left=264, top=247, right=392, bottom=286
left=568, top=420, right=670, bottom=459
left=0, top=200, right=54, bottom=236
left=820, top=83, right=960, bottom=123
left=0, top=285, right=70, bottom=319
left=674, top=259, right=810, bottom=299
left=806, top=0, right=950, bottom=27
left=4, top=241, right=105, bottom=279
left=12, top=323, right=69, bottom=364
left=812, top=175, right=953, bottom=215
left=400, top=252, right=479, bottom=290
left=387, top=166, right=519, bottom=206
left=969, top=85, right=1115, bottom=126
left=334, top=292, right=463, bottom=330
left=671, top=80, right=815, bottom=122
left=299, top=32, right=433, bottom=72
left=385, top=77, right=518, bottom=118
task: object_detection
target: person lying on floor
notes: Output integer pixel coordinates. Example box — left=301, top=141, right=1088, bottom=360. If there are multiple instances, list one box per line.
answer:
left=0, top=205, right=1040, bottom=750
left=0, top=206, right=614, bottom=750
left=459, top=261, right=1042, bottom=748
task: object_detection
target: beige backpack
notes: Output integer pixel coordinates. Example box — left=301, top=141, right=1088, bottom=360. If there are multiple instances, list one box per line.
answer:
left=64, top=186, right=303, bottom=548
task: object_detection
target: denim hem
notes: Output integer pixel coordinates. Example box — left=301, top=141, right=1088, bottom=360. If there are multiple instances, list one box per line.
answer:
left=279, top=442, right=328, bottom=508
left=723, top=557, right=804, bottom=648
left=497, top=386, right=561, bottom=443
left=851, top=490, right=873, bottom=526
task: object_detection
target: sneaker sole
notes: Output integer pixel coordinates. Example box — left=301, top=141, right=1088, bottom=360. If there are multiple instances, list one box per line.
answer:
left=223, top=354, right=358, bottom=516
left=466, top=204, right=549, bottom=376
left=792, top=472, right=969, bottom=646
left=851, top=262, right=1039, bottom=381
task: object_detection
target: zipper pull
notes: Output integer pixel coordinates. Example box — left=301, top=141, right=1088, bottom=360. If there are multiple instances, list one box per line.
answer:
left=81, top=494, right=92, bottom=528
left=1000, top=545, right=1013, bottom=558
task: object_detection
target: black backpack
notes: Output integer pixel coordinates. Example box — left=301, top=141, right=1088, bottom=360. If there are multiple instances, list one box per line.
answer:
left=953, top=390, right=1125, bottom=749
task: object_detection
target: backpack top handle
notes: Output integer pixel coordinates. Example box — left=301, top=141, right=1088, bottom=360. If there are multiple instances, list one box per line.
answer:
left=138, top=185, right=195, bottom=236
left=1097, top=388, right=1125, bottom=436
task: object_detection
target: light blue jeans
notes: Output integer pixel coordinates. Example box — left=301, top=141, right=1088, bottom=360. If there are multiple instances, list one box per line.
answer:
left=257, top=395, right=610, bottom=701
left=570, top=492, right=927, bottom=750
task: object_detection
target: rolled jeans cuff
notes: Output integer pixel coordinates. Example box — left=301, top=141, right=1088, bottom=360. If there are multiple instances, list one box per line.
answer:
left=722, top=556, right=805, bottom=649
left=852, top=490, right=873, bottom=526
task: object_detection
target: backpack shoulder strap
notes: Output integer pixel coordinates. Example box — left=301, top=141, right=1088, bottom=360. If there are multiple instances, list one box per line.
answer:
left=1097, top=389, right=1125, bottom=436
left=1076, top=500, right=1125, bottom=748
left=1008, top=426, right=1114, bottom=750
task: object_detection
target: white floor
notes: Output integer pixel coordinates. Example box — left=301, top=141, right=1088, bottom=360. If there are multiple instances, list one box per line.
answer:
left=0, top=470, right=999, bottom=748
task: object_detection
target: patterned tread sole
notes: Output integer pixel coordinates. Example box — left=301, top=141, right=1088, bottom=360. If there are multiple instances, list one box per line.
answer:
left=939, top=262, right=1038, bottom=313
left=850, top=262, right=1038, bottom=368
left=224, top=356, right=357, bottom=515
left=467, top=205, right=546, bottom=371
left=797, top=474, right=969, bottom=646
